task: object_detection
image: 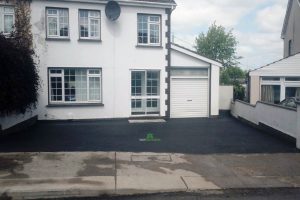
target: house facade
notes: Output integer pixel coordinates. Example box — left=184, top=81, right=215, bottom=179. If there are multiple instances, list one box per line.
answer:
left=0, top=0, right=222, bottom=129
left=249, top=0, right=300, bottom=105
left=282, top=0, right=300, bottom=58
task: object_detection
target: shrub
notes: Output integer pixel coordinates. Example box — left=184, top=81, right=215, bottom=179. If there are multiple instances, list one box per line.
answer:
left=0, top=33, right=39, bottom=116
left=234, top=84, right=245, bottom=101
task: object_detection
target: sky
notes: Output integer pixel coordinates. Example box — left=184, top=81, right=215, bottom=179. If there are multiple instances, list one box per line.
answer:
left=171, top=0, right=289, bottom=70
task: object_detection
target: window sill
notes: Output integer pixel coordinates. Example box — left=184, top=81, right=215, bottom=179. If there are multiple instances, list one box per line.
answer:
left=136, top=44, right=163, bottom=49
left=47, top=103, right=104, bottom=107
left=78, top=38, right=102, bottom=42
left=46, top=38, right=71, bottom=41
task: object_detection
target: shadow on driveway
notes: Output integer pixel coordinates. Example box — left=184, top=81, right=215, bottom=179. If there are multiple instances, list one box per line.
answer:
left=0, top=116, right=298, bottom=154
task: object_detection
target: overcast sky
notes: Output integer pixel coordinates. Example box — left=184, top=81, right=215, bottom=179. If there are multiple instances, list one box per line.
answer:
left=171, top=0, right=289, bottom=70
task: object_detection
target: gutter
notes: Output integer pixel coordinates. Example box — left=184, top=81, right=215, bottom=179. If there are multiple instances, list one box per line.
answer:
left=48, top=0, right=177, bottom=9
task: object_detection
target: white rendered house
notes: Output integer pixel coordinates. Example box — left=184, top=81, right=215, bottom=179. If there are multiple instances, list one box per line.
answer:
left=0, top=0, right=222, bottom=129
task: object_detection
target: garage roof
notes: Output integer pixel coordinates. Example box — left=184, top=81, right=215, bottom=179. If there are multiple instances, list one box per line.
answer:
left=250, top=53, right=300, bottom=76
left=171, top=43, right=223, bottom=67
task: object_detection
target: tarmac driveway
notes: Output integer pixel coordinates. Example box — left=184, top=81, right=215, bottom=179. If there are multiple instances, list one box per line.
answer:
left=0, top=116, right=298, bottom=153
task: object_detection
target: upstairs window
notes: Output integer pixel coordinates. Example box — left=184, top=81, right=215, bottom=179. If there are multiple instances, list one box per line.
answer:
left=137, top=14, right=160, bottom=45
left=79, top=10, right=101, bottom=40
left=46, top=8, right=69, bottom=38
left=0, top=6, right=14, bottom=34
left=288, top=40, right=292, bottom=56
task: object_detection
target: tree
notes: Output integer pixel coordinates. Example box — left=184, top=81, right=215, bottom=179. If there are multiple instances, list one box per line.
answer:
left=195, top=23, right=240, bottom=68
left=220, top=66, right=246, bottom=85
left=220, top=67, right=247, bottom=100
left=195, top=23, right=246, bottom=100
left=0, top=1, right=39, bottom=116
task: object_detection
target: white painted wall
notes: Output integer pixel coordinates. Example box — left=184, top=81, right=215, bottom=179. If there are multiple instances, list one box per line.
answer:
left=231, top=100, right=298, bottom=139
left=219, top=86, right=233, bottom=110
left=171, top=49, right=210, bottom=67
left=31, top=0, right=169, bottom=120
left=0, top=110, right=37, bottom=130
left=211, top=64, right=220, bottom=116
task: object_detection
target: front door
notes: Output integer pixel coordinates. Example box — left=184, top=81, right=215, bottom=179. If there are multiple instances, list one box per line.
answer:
left=131, top=70, right=160, bottom=116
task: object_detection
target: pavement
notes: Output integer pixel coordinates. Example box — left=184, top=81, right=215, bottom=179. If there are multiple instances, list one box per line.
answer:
left=0, top=117, right=298, bottom=154
left=1, top=151, right=300, bottom=199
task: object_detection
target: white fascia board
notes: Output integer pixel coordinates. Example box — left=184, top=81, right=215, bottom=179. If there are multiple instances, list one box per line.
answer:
left=44, top=0, right=177, bottom=9
left=171, top=44, right=223, bottom=68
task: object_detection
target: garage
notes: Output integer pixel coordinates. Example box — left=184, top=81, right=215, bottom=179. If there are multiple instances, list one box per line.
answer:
left=170, top=44, right=223, bottom=118
left=170, top=69, right=209, bottom=118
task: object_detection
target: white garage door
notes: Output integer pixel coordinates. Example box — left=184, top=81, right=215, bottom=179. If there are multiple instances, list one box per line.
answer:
left=171, top=77, right=209, bottom=118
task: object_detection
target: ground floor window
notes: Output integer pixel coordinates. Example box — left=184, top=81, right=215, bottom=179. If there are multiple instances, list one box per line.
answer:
left=49, top=68, right=101, bottom=104
left=286, top=87, right=300, bottom=98
left=131, top=70, right=160, bottom=115
left=261, top=85, right=280, bottom=104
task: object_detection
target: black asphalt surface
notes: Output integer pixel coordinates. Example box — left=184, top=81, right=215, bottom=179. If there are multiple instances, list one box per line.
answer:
left=0, top=116, right=298, bottom=153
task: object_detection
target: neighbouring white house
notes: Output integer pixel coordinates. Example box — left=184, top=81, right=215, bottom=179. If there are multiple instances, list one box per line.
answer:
left=249, top=0, right=300, bottom=105
left=0, top=0, right=222, bottom=131
left=282, top=0, right=300, bottom=58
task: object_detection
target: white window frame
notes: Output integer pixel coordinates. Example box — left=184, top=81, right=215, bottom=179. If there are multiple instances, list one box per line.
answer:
left=0, top=6, right=15, bottom=35
left=131, top=70, right=161, bottom=116
left=46, top=8, right=69, bottom=39
left=260, top=76, right=300, bottom=102
left=49, top=68, right=102, bottom=104
left=79, top=10, right=101, bottom=40
left=137, top=14, right=161, bottom=46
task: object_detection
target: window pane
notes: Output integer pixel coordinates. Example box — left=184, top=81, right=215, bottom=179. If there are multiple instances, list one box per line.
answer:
left=89, top=77, right=101, bottom=101
left=64, top=69, right=87, bottom=102
left=147, top=71, right=160, bottom=96
left=48, top=17, right=58, bottom=36
left=149, top=16, right=159, bottom=22
left=59, top=9, right=68, bottom=36
left=261, top=85, right=280, bottom=104
left=4, top=7, right=14, bottom=13
left=171, top=68, right=208, bottom=77
left=285, top=77, right=300, bottom=81
left=4, top=15, right=14, bottom=33
left=150, top=24, right=159, bottom=44
left=286, top=87, right=300, bottom=98
left=138, top=15, right=148, bottom=44
left=262, top=77, right=280, bottom=81
left=48, top=9, right=57, bottom=15
left=50, top=69, right=62, bottom=74
left=50, top=77, right=62, bottom=102
left=79, top=10, right=89, bottom=37
left=131, top=71, right=145, bottom=96
left=90, top=19, right=100, bottom=38
left=146, top=99, right=160, bottom=114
